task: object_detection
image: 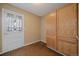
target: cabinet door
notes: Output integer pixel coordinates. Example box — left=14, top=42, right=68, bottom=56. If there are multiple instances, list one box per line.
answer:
left=46, top=12, right=57, bottom=50
left=57, top=4, right=77, bottom=55
left=78, top=3, right=79, bottom=56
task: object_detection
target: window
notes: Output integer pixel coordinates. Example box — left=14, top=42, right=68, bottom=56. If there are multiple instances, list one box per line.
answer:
left=6, top=11, right=23, bottom=32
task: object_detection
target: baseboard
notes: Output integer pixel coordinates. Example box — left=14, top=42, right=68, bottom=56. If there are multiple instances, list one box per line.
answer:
left=0, top=50, right=3, bottom=55
left=40, top=40, right=46, bottom=43
left=0, top=40, right=40, bottom=55
left=0, top=45, right=25, bottom=55
left=0, top=40, right=65, bottom=56
left=24, top=40, right=40, bottom=46
left=47, top=47, right=65, bottom=56
left=41, top=41, right=65, bottom=56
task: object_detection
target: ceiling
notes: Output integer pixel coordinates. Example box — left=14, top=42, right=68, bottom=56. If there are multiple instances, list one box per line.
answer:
left=11, top=3, right=68, bottom=16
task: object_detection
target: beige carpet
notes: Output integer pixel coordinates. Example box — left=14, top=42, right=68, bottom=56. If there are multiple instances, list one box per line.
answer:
left=1, top=42, right=62, bottom=56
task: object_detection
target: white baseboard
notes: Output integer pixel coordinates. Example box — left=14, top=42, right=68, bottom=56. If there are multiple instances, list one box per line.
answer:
left=0, top=40, right=65, bottom=56
left=40, top=40, right=46, bottom=43
left=0, top=40, right=40, bottom=55
left=0, top=45, right=25, bottom=55
left=24, top=40, right=40, bottom=46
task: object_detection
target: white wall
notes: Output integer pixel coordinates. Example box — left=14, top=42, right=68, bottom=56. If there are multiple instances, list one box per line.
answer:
left=40, top=17, right=46, bottom=43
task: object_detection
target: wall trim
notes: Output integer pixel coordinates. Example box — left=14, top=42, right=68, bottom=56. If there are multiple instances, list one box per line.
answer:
left=24, top=40, right=40, bottom=46
left=47, top=46, right=65, bottom=56
left=40, top=40, right=46, bottom=43
left=0, top=40, right=40, bottom=55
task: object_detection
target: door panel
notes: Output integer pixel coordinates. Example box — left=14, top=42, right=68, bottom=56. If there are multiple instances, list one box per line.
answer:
left=57, top=4, right=77, bottom=55
left=57, top=38, right=77, bottom=56
left=46, top=36, right=56, bottom=49
left=46, top=12, right=57, bottom=50
left=2, top=9, right=24, bottom=52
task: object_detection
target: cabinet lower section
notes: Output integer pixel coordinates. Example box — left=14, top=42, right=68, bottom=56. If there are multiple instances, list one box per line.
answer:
left=57, top=39, right=77, bottom=56
left=46, top=37, right=77, bottom=56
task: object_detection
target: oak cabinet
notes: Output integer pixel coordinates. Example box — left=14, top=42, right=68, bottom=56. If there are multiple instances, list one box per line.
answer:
left=78, top=3, right=79, bottom=56
left=57, top=4, right=77, bottom=55
left=46, top=4, right=77, bottom=56
left=46, top=12, right=57, bottom=50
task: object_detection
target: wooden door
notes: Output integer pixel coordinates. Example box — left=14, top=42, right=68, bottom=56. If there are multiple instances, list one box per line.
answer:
left=57, top=4, right=77, bottom=55
left=46, top=12, right=57, bottom=50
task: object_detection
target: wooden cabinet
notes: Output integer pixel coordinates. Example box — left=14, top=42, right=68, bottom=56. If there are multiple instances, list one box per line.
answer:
left=46, top=12, right=57, bottom=50
left=57, top=4, right=77, bottom=55
left=46, top=4, right=78, bottom=56
left=78, top=3, right=79, bottom=56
